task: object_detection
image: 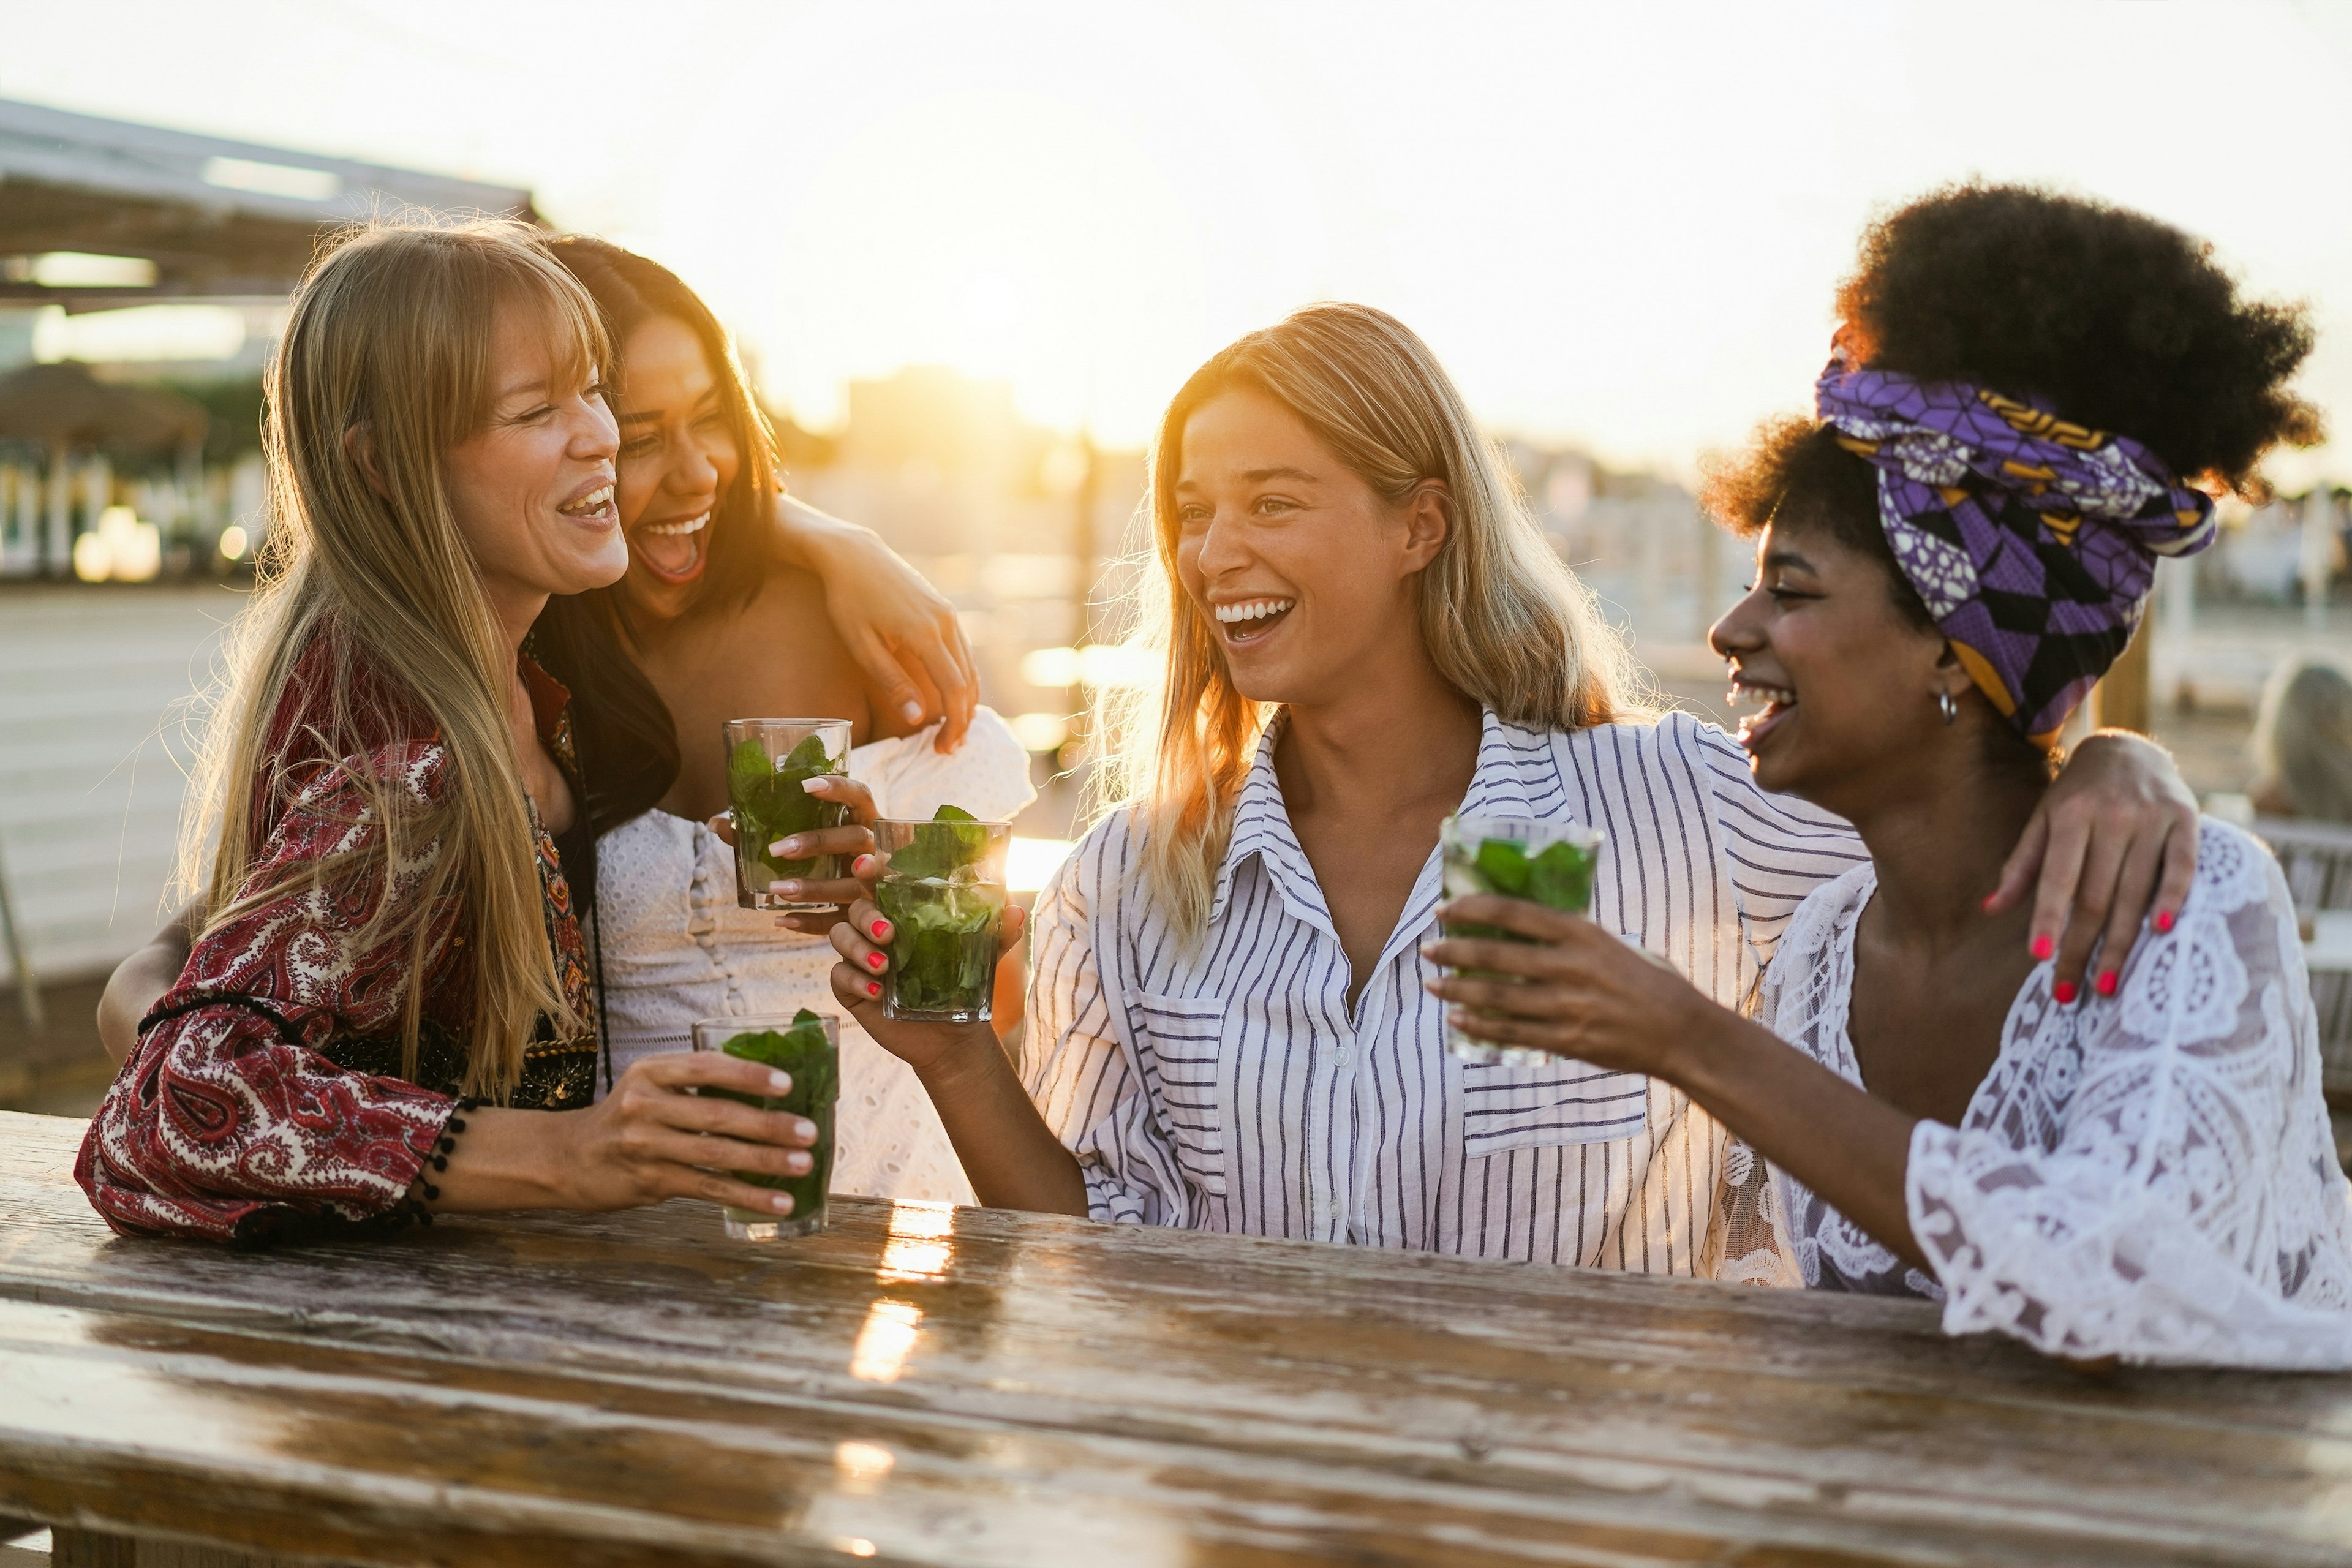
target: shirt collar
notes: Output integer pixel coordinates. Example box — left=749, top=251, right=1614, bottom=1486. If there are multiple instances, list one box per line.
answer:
left=1210, top=706, right=1547, bottom=927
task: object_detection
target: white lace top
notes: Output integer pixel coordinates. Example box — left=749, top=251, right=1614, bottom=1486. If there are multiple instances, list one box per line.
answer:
left=590, top=709, right=1036, bottom=1207
left=1744, top=818, right=2352, bottom=1367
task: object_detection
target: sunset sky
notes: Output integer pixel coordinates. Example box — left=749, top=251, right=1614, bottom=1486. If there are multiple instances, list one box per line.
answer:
left=10, top=1, right=2352, bottom=479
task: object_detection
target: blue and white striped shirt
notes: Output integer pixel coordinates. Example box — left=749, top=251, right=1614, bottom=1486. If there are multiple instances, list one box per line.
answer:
left=1021, top=710, right=1866, bottom=1270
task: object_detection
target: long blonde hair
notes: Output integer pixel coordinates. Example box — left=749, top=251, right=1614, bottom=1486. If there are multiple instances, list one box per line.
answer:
left=1109, top=303, right=1643, bottom=940
left=178, top=217, right=609, bottom=1099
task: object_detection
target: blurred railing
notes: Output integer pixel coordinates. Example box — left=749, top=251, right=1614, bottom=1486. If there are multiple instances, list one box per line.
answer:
left=0, top=584, right=231, bottom=984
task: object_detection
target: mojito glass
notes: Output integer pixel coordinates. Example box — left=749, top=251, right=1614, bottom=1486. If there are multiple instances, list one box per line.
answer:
left=1438, top=815, right=1605, bottom=1066
left=691, top=1010, right=839, bottom=1240
left=725, top=718, right=853, bottom=911
left=875, top=807, right=1011, bottom=1024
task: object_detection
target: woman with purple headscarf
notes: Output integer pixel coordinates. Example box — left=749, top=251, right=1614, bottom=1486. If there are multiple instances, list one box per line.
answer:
left=1427, top=184, right=2352, bottom=1366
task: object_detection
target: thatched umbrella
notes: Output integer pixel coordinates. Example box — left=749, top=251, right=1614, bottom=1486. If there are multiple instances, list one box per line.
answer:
left=0, top=360, right=208, bottom=458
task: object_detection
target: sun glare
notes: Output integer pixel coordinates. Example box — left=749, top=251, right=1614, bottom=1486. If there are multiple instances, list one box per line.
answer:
left=650, top=12, right=1328, bottom=447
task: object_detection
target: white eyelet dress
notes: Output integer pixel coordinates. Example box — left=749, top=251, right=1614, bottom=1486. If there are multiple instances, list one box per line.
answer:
left=590, top=708, right=1037, bottom=1205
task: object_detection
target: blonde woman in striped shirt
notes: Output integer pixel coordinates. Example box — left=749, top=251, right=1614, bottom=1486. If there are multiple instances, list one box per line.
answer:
left=824, top=304, right=2199, bottom=1269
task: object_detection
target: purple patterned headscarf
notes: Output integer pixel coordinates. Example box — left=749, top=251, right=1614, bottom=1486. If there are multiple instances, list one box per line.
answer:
left=1814, top=349, right=2217, bottom=745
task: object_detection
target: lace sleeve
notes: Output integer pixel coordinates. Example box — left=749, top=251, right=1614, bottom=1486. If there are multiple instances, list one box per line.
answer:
left=1909, top=821, right=2352, bottom=1368
left=1702, top=1136, right=1804, bottom=1287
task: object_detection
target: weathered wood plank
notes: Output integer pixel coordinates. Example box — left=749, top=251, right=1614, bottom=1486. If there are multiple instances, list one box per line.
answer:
left=6, top=1111, right=2351, bottom=1567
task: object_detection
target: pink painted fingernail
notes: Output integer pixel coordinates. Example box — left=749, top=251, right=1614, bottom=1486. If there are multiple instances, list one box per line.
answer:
left=865, top=981, right=881, bottom=997
left=2052, top=979, right=2078, bottom=1005
left=1979, top=894, right=1997, bottom=914
left=2154, top=910, right=2175, bottom=934
left=770, top=1194, right=794, bottom=1213
left=2095, top=970, right=2119, bottom=997
left=867, top=952, right=885, bottom=971
left=871, top=919, right=889, bottom=939
left=2031, top=935, right=2054, bottom=961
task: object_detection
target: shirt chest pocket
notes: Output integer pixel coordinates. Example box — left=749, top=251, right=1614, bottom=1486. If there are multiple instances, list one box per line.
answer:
left=1126, top=992, right=1231, bottom=1197
left=1457, top=1057, right=1651, bottom=1159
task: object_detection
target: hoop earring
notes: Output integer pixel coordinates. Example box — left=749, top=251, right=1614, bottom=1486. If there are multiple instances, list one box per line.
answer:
left=1937, top=690, right=1958, bottom=726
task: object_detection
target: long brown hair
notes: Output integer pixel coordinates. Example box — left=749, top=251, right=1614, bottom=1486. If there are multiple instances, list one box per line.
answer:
left=1108, top=303, right=1643, bottom=940
left=178, top=217, right=609, bottom=1098
left=530, top=237, right=783, bottom=838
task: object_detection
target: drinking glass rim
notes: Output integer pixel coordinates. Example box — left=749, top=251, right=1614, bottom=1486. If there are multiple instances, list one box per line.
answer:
left=1441, top=814, right=1605, bottom=851
left=690, top=1012, right=841, bottom=1042
left=722, top=717, right=856, bottom=731
left=873, top=815, right=1014, bottom=831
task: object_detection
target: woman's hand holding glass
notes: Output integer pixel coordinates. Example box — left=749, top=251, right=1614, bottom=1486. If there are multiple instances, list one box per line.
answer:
left=820, top=855, right=1085, bottom=1216
left=543, top=1053, right=822, bottom=1213
left=824, top=861, right=1027, bottom=1074
left=420, top=1053, right=823, bottom=1218
left=706, top=773, right=880, bottom=936
left=1423, top=897, right=1713, bottom=1076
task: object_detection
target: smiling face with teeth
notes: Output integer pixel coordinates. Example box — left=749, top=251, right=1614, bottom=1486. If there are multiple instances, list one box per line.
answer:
left=1171, top=385, right=1450, bottom=709
left=1708, top=510, right=1977, bottom=815
left=611, top=313, right=741, bottom=620
left=440, top=300, right=627, bottom=631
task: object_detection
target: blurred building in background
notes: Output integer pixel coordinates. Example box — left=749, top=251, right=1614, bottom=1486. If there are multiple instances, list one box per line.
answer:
left=0, top=97, right=538, bottom=1014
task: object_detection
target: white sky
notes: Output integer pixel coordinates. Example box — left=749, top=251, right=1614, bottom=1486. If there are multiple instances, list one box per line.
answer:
left=9, top=0, right=2352, bottom=480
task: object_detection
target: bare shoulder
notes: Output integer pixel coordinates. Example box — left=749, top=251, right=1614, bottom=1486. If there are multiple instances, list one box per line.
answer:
left=739, top=564, right=843, bottom=646
left=699, top=566, right=862, bottom=695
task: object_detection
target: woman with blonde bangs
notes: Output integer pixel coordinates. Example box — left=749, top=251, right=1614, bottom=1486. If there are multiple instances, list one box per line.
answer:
left=78, top=218, right=840, bottom=1242
left=820, top=303, right=2204, bottom=1265
left=95, top=235, right=1030, bottom=1212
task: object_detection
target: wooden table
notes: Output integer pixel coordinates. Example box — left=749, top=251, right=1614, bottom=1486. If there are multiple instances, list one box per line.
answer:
left=4, top=1110, right=2351, bottom=1567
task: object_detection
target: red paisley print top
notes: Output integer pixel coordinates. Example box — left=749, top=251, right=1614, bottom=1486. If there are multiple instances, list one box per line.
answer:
left=75, top=634, right=599, bottom=1244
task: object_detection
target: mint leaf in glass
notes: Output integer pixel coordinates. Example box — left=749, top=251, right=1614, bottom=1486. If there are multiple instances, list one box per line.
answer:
left=880, top=806, right=1003, bottom=1017
left=707, top=1008, right=838, bottom=1223
left=887, top=804, right=991, bottom=882
left=1473, top=837, right=1535, bottom=896
left=730, top=734, right=846, bottom=884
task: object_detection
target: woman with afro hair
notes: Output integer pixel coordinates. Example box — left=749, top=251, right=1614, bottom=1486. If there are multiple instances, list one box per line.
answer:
left=1427, top=183, right=2352, bottom=1366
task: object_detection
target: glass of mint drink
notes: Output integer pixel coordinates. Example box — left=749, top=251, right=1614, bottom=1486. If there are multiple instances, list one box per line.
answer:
left=691, top=1010, right=839, bottom=1240
left=875, top=807, right=1012, bottom=1024
left=725, top=718, right=853, bottom=911
left=1438, top=815, right=1605, bottom=1067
